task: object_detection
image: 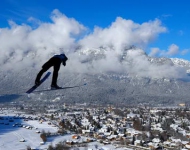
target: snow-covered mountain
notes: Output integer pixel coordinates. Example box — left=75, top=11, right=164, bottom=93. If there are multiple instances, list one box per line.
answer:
left=1, top=47, right=190, bottom=107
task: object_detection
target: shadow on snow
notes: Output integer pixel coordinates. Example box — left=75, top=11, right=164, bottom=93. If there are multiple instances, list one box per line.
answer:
left=34, top=84, right=87, bottom=93
left=0, top=94, right=22, bottom=103
left=0, top=115, right=23, bottom=135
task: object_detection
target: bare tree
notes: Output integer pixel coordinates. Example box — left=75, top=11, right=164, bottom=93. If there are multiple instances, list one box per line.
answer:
left=133, top=117, right=143, bottom=131
left=40, top=130, right=47, bottom=142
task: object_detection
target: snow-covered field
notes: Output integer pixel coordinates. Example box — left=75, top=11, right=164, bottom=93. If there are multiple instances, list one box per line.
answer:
left=0, top=110, right=132, bottom=150
left=0, top=110, right=58, bottom=150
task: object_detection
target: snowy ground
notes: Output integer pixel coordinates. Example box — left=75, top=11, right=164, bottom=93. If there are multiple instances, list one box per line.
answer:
left=0, top=110, right=56, bottom=150
left=0, top=110, right=133, bottom=150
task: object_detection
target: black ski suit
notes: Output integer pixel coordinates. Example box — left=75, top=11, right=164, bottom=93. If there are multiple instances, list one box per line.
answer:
left=35, top=54, right=68, bottom=86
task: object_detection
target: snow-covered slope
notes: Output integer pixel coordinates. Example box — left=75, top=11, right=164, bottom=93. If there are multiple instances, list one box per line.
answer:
left=171, top=58, right=190, bottom=67
left=1, top=47, right=190, bottom=106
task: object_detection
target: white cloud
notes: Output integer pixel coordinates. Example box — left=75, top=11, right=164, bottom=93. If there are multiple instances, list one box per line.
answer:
left=1, top=9, right=187, bottom=79
left=0, top=9, right=86, bottom=71
left=121, top=48, right=187, bottom=79
left=149, top=47, right=160, bottom=57
left=150, top=44, right=180, bottom=57
left=166, top=44, right=179, bottom=56
left=79, top=18, right=166, bottom=54
left=181, top=49, right=189, bottom=55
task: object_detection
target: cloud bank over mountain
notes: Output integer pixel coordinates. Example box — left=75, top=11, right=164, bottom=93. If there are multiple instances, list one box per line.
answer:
left=0, top=9, right=188, bottom=79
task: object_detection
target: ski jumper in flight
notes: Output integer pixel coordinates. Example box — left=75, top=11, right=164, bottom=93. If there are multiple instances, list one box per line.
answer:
left=35, top=53, right=68, bottom=89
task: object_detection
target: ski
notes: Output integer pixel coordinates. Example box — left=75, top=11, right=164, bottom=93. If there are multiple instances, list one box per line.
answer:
left=26, top=72, right=51, bottom=94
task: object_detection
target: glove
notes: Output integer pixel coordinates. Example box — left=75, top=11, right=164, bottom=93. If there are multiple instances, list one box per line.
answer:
left=62, top=61, right=66, bottom=66
left=62, top=56, right=68, bottom=66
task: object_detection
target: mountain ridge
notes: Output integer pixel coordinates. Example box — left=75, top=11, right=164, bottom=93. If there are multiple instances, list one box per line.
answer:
left=1, top=47, right=190, bottom=106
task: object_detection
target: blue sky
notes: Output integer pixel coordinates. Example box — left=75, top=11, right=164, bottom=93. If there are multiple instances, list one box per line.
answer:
left=0, top=0, right=190, bottom=60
